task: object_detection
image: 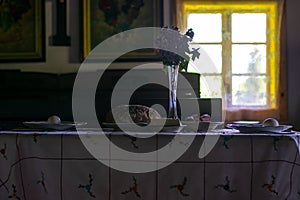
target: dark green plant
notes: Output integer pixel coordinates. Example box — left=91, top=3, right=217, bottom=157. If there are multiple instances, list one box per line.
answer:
left=156, top=26, right=200, bottom=71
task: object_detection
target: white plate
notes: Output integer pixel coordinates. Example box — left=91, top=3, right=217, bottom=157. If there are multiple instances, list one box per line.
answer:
left=102, top=122, right=185, bottom=133
left=232, top=121, right=260, bottom=125
left=226, top=124, right=293, bottom=133
left=182, top=121, right=224, bottom=132
left=23, top=121, right=87, bottom=131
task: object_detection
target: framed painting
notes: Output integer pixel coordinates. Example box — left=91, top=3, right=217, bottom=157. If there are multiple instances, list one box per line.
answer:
left=82, top=0, right=163, bottom=61
left=0, top=0, right=45, bottom=62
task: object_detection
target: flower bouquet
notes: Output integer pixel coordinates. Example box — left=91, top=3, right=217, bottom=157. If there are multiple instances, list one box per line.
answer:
left=156, top=26, right=200, bottom=72
left=156, top=26, right=200, bottom=119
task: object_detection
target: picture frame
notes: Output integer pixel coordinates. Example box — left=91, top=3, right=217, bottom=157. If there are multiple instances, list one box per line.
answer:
left=82, top=0, right=163, bottom=61
left=0, top=0, right=45, bottom=62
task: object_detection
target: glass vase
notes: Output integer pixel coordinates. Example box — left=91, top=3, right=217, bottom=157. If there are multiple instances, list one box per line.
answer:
left=167, top=65, right=179, bottom=119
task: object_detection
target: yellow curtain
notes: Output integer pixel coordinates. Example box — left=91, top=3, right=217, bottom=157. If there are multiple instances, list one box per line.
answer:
left=225, top=0, right=286, bottom=123
left=175, top=0, right=287, bottom=123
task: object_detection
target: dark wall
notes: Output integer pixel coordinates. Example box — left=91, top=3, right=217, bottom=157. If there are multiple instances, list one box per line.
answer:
left=0, top=70, right=223, bottom=123
left=287, top=0, right=300, bottom=129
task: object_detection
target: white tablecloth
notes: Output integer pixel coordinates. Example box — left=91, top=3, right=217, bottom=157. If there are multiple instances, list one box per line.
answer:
left=0, top=131, right=300, bottom=200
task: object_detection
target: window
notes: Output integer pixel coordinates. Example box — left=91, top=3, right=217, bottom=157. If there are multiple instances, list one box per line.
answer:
left=177, top=0, right=286, bottom=121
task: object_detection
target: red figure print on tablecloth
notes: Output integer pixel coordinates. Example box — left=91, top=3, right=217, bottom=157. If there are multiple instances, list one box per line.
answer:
left=125, top=135, right=139, bottom=149
left=170, top=177, right=190, bottom=197
left=78, top=174, right=96, bottom=198
left=273, top=136, right=281, bottom=151
left=33, top=133, right=41, bottom=143
left=8, top=184, right=21, bottom=199
left=215, top=176, right=237, bottom=193
left=36, top=171, right=48, bottom=193
left=222, top=136, right=234, bottom=149
left=1, top=143, right=7, bottom=160
left=121, top=176, right=141, bottom=198
left=262, top=175, right=278, bottom=195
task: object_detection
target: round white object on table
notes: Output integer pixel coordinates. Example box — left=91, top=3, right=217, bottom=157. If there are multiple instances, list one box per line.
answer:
left=262, top=118, right=279, bottom=126
left=200, top=114, right=211, bottom=122
left=47, top=115, right=61, bottom=124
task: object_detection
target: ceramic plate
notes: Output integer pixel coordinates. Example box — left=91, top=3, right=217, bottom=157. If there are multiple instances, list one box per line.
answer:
left=226, top=124, right=293, bottom=133
left=232, top=121, right=260, bottom=125
left=102, top=122, right=185, bottom=133
left=23, top=121, right=87, bottom=131
left=182, top=121, right=224, bottom=132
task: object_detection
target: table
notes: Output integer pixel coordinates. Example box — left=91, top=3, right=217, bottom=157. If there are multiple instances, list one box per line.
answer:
left=1, top=130, right=300, bottom=200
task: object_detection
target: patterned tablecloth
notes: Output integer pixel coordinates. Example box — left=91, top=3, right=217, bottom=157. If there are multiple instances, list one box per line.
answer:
left=0, top=130, right=300, bottom=200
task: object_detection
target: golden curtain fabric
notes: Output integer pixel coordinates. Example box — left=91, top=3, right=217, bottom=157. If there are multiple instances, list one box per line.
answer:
left=225, top=0, right=287, bottom=122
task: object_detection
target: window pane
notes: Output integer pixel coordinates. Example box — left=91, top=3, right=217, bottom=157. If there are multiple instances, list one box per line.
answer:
left=200, top=75, right=223, bottom=98
left=188, top=44, right=222, bottom=73
left=232, top=44, right=266, bottom=74
left=187, top=13, right=222, bottom=42
left=232, top=76, right=267, bottom=106
left=232, top=13, right=266, bottom=43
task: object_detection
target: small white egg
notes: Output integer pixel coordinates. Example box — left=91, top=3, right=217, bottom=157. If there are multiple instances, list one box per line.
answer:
left=47, top=115, right=61, bottom=124
left=263, top=118, right=279, bottom=126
